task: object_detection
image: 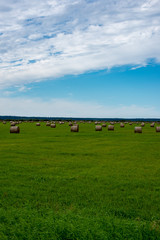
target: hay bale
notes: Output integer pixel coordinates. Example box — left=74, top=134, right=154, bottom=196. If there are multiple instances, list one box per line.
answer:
left=95, top=125, right=102, bottom=131
left=3, top=121, right=6, bottom=124
left=51, top=124, right=56, bottom=128
left=141, top=122, right=145, bottom=127
left=120, top=123, right=124, bottom=128
left=59, top=121, right=64, bottom=124
left=129, top=122, right=132, bottom=125
left=150, top=122, right=155, bottom=127
left=108, top=125, right=114, bottom=131
left=68, top=122, right=73, bottom=126
left=134, top=127, right=142, bottom=133
left=102, top=124, right=106, bottom=127
left=36, top=123, right=40, bottom=126
left=46, top=122, right=50, bottom=126
left=156, top=126, right=160, bottom=132
left=10, top=122, right=16, bottom=126
left=71, top=124, right=79, bottom=132
left=10, top=126, right=20, bottom=133
left=110, top=122, right=114, bottom=125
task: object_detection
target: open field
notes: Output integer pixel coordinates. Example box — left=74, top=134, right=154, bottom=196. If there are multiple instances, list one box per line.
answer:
left=0, top=121, right=160, bottom=239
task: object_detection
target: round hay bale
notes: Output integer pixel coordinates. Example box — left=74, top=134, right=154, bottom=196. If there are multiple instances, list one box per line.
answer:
left=68, top=122, right=73, bottom=126
left=134, top=127, right=142, bottom=133
left=10, top=126, right=20, bottom=133
left=108, top=125, right=114, bottom=131
left=141, top=122, right=145, bottom=127
left=102, top=123, right=106, bottom=127
left=95, top=125, right=102, bottom=131
left=120, top=123, right=124, bottom=128
left=51, top=124, right=56, bottom=128
left=129, top=122, right=132, bottom=125
left=3, top=121, right=6, bottom=124
left=156, top=126, right=160, bottom=132
left=71, top=124, right=79, bottom=132
left=150, top=122, right=155, bottom=127
left=10, top=122, right=16, bottom=126
left=110, top=122, right=114, bottom=125
left=59, top=121, right=64, bottom=124
left=36, top=123, right=40, bottom=126
left=46, top=122, right=50, bottom=126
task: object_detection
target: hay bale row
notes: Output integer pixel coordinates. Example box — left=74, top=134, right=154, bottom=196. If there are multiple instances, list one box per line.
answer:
left=7, top=122, right=160, bottom=134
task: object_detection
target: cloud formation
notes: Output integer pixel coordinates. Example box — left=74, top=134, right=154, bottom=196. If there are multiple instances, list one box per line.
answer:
left=0, top=97, right=159, bottom=118
left=0, top=0, right=160, bottom=88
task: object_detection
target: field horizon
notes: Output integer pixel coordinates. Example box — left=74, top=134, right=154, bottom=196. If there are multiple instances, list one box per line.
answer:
left=1, top=116, right=160, bottom=122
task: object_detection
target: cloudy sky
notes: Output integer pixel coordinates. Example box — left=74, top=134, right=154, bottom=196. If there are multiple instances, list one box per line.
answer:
left=0, top=0, right=160, bottom=118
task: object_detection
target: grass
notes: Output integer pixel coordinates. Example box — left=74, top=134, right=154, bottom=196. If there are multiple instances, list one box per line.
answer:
left=0, top=121, right=160, bottom=239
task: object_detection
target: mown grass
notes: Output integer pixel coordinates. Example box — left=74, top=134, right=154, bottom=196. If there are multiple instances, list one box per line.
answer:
left=0, top=121, right=160, bottom=239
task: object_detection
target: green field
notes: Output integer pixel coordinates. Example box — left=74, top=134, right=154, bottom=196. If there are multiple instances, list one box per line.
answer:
left=0, top=121, right=160, bottom=239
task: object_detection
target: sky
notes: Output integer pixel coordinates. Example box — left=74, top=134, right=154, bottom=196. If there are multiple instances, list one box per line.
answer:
left=0, top=0, right=160, bottom=118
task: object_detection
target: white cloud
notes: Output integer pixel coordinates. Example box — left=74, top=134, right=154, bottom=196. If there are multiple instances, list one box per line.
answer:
left=0, top=97, right=159, bottom=118
left=3, top=91, right=13, bottom=96
left=0, top=0, right=160, bottom=88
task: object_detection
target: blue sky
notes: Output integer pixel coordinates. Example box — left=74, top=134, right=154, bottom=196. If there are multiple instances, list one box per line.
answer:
left=0, top=0, right=160, bottom=117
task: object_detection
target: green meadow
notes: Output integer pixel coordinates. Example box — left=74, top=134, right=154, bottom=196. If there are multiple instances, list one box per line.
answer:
left=0, top=121, right=160, bottom=240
